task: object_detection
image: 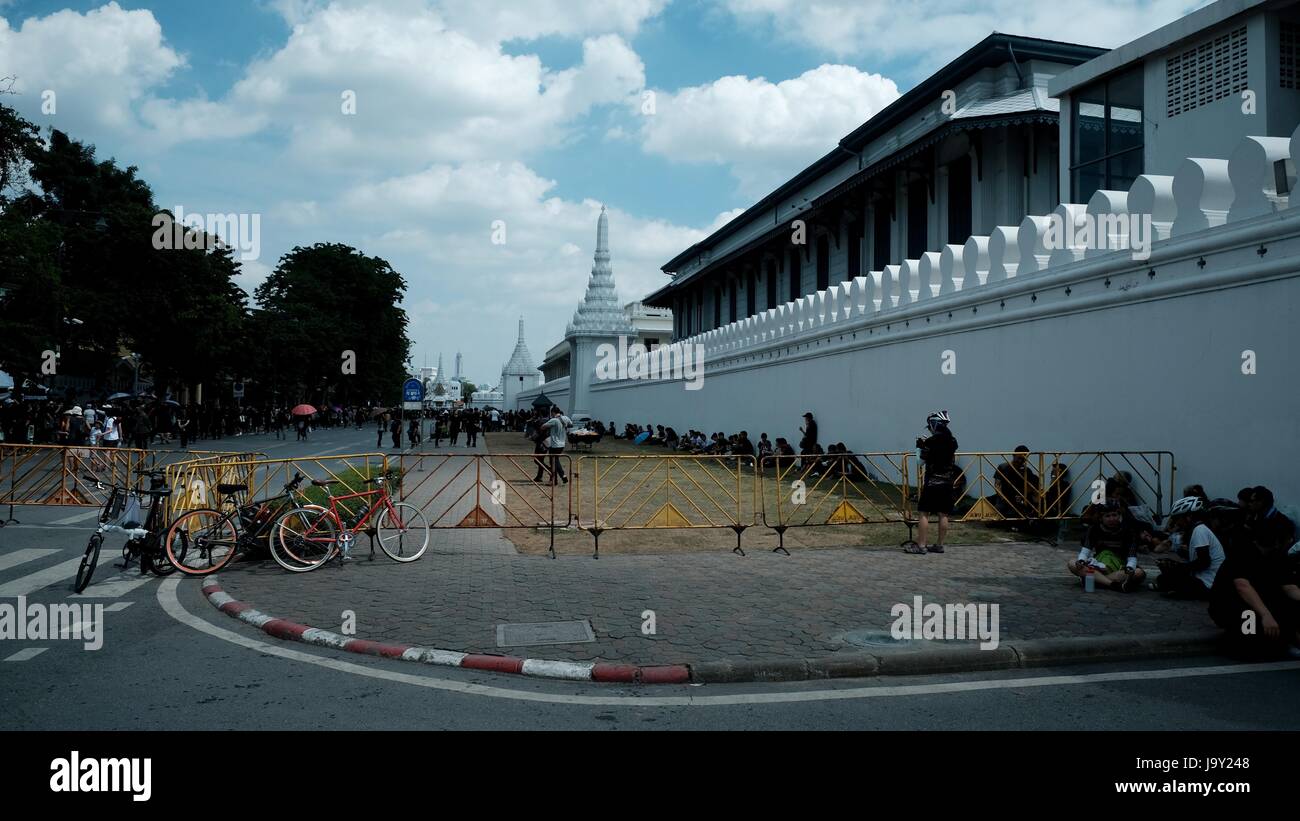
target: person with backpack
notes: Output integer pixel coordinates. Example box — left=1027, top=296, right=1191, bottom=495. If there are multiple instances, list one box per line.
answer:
left=909, top=410, right=958, bottom=555
left=390, top=415, right=402, bottom=449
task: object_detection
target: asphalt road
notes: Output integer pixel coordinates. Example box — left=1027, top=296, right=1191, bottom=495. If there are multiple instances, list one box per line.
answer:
left=2, top=426, right=1298, bottom=731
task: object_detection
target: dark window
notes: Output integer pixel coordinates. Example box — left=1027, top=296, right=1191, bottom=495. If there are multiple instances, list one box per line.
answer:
left=745, top=270, right=756, bottom=316
left=816, top=235, right=830, bottom=290
left=847, top=221, right=862, bottom=279
left=766, top=260, right=778, bottom=308
left=728, top=280, right=737, bottom=323
left=696, top=290, right=703, bottom=334
left=789, top=250, right=801, bottom=301
left=1071, top=66, right=1144, bottom=203
left=713, top=286, right=721, bottom=328
left=907, top=179, right=928, bottom=259
left=873, top=202, right=892, bottom=270
left=643, top=337, right=659, bottom=349
left=947, top=154, right=972, bottom=245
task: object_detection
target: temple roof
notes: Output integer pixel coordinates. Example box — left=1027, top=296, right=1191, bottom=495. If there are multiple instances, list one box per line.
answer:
left=502, top=317, right=536, bottom=375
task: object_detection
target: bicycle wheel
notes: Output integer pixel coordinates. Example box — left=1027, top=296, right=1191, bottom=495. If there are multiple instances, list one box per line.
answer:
left=75, top=533, right=102, bottom=593
left=147, top=538, right=179, bottom=577
left=272, top=506, right=338, bottom=573
left=165, top=509, right=239, bottom=576
left=375, top=502, right=430, bottom=562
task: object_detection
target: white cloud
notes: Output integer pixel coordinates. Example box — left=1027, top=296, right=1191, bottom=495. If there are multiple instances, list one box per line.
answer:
left=719, top=0, right=1212, bottom=68
left=0, top=2, right=183, bottom=134
left=640, top=64, right=899, bottom=196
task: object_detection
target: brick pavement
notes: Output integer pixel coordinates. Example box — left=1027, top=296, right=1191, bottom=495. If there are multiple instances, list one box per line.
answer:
left=209, top=529, right=1216, bottom=667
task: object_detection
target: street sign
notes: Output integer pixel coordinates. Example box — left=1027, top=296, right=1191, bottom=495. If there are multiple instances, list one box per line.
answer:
left=403, top=401, right=423, bottom=411
left=402, top=378, right=425, bottom=403
left=232, top=381, right=244, bottom=399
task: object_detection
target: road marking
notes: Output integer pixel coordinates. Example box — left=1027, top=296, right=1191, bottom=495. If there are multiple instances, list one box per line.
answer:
left=159, top=578, right=1300, bottom=707
left=0, top=557, right=83, bottom=597
left=4, top=647, right=49, bottom=662
left=48, top=510, right=99, bottom=526
left=0, top=549, right=59, bottom=574
left=104, top=602, right=134, bottom=612
left=69, top=574, right=153, bottom=599
left=6, top=525, right=100, bottom=531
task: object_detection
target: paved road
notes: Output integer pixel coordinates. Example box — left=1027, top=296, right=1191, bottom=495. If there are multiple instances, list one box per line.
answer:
left=2, top=426, right=1297, bottom=730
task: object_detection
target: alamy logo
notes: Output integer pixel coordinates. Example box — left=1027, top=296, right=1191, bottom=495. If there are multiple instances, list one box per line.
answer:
left=594, top=336, right=705, bottom=391
left=151, top=206, right=261, bottom=261
left=0, top=596, right=103, bottom=650
left=890, top=595, right=1000, bottom=650
left=50, top=751, right=151, bottom=801
left=1043, top=212, right=1153, bottom=261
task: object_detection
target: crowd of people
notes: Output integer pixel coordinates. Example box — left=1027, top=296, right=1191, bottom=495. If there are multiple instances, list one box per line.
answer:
left=910, top=410, right=1298, bottom=658
left=372, top=407, right=504, bottom=450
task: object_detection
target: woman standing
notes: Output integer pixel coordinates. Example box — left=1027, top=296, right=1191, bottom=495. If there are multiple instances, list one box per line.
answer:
left=908, top=411, right=958, bottom=555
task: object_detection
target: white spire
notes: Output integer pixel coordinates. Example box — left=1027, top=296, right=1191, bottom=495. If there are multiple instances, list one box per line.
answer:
left=503, top=316, right=535, bottom=375
left=567, top=205, right=635, bottom=338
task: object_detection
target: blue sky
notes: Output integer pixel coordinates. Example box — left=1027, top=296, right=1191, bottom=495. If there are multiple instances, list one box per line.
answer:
left=0, top=0, right=1207, bottom=384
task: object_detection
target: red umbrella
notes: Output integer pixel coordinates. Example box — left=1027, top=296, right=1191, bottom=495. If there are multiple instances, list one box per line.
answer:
left=291, top=404, right=317, bottom=416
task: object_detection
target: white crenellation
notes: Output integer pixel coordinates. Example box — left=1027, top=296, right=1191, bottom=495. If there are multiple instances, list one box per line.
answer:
left=1084, top=190, right=1130, bottom=260
left=1016, top=216, right=1054, bottom=275
left=1171, top=157, right=1232, bottom=237
left=938, top=244, right=964, bottom=293
left=961, top=236, right=990, bottom=287
left=1227, top=136, right=1291, bottom=222
left=1046, top=203, right=1089, bottom=269
left=987, top=226, right=1019, bottom=282
left=1128, top=175, right=1176, bottom=241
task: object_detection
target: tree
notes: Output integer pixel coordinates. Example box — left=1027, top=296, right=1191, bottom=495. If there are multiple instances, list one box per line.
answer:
left=254, top=243, right=410, bottom=405
left=460, top=381, right=477, bottom=402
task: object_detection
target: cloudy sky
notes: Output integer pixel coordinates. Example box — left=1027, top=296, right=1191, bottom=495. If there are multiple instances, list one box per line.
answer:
left=0, top=0, right=1208, bottom=385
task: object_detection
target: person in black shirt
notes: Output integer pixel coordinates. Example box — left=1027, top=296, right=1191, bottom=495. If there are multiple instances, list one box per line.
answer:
left=1208, top=526, right=1300, bottom=657
left=910, top=411, right=958, bottom=555
left=993, top=445, right=1039, bottom=520
left=1242, top=486, right=1296, bottom=559
left=1068, top=502, right=1146, bottom=591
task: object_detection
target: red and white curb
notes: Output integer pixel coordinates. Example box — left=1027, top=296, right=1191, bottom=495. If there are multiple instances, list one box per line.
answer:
left=199, top=580, right=690, bottom=685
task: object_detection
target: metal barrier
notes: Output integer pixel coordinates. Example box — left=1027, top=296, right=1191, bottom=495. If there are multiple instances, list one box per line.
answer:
left=904, top=451, right=1177, bottom=522
left=574, top=455, right=757, bottom=556
left=397, top=452, right=572, bottom=557
left=757, top=452, right=910, bottom=554
left=0, top=444, right=150, bottom=518
left=163, top=453, right=392, bottom=520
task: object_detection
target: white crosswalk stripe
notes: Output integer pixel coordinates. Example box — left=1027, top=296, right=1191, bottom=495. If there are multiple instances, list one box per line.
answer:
left=0, top=557, right=85, bottom=598
left=0, top=549, right=58, bottom=574
left=48, top=510, right=100, bottom=526
left=4, top=648, right=48, bottom=662
left=69, top=574, right=154, bottom=599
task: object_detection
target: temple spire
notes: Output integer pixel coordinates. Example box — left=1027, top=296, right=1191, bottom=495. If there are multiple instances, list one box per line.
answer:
left=567, top=206, right=634, bottom=338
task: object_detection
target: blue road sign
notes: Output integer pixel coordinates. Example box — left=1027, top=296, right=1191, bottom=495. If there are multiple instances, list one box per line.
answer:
left=403, top=378, right=425, bottom=403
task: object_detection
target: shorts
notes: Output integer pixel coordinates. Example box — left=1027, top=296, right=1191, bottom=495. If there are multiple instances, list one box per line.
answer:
left=917, top=483, right=955, bottom=515
left=1090, top=550, right=1124, bottom=573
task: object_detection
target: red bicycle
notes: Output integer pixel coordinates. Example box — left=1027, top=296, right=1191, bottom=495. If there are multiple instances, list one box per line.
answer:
left=271, top=473, right=429, bottom=572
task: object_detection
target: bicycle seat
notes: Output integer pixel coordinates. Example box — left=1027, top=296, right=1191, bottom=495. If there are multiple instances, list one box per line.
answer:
left=217, top=483, right=248, bottom=495
left=311, top=479, right=343, bottom=487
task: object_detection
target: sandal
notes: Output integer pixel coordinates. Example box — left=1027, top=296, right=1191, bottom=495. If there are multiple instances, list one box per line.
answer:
left=903, top=543, right=926, bottom=554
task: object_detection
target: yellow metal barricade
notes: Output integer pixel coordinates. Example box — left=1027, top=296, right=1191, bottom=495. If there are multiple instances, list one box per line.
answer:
left=397, top=452, right=571, bottom=533
left=758, top=452, right=911, bottom=553
left=575, top=454, right=756, bottom=556
left=0, top=444, right=149, bottom=508
left=905, top=451, right=1177, bottom=522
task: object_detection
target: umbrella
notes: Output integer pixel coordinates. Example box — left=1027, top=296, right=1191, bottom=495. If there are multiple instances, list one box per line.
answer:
left=291, top=404, right=317, bottom=416
left=163, top=399, right=180, bottom=406
left=633, top=431, right=651, bottom=445
left=107, top=392, right=132, bottom=401
left=531, top=392, right=553, bottom=409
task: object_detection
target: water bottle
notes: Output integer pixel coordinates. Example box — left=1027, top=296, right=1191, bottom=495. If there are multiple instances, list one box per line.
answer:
left=1084, top=566, right=1096, bottom=593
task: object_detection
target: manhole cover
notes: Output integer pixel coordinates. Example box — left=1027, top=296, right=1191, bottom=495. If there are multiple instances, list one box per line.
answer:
left=836, top=629, right=916, bottom=648
left=496, top=620, right=595, bottom=647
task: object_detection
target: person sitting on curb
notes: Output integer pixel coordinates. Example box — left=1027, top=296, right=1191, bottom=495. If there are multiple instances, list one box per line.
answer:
left=1208, top=501, right=1300, bottom=659
left=1067, top=501, right=1146, bottom=591
left=1150, top=496, right=1226, bottom=599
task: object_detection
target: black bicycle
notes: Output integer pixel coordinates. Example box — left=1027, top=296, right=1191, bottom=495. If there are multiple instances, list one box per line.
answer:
left=75, top=470, right=176, bottom=593
left=161, top=473, right=315, bottom=576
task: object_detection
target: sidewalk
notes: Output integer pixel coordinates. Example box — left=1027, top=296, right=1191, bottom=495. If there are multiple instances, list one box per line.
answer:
left=203, top=529, right=1224, bottom=682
